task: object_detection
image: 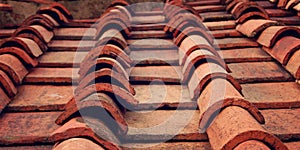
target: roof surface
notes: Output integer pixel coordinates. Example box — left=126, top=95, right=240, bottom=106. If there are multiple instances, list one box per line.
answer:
left=0, top=0, right=299, bottom=149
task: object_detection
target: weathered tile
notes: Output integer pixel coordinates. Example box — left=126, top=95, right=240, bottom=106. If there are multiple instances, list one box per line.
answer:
left=54, top=28, right=96, bottom=40
left=130, top=50, right=179, bottom=65
left=38, top=51, right=87, bottom=67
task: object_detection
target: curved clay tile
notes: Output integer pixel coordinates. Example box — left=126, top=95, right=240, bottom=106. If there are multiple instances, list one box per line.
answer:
left=180, top=34, right=211, bottom=51
left=285, top=0, right=300, bottom=9
left=164, top=13, right=206, bottom=33
left=188, top=63, right=242, bottom=100
left=236, top=11, right=272, bottom=24
left=0, top=87, right=10, bottom=114
left=257, top=26, right=300, bottom=48
left=0, top=47, right=38, bottom=67
left=97, top=29, right=127, bottom=47
left=77, top=68, right=135, bottom=95
left=12, top=25, right=54, bottom=43
left=286, top=49, right=300, bottom=79
left=234, top=140, right=271, bottom=150
left=181, top=50, right=230, bottom=83
left=103, top=5, right=133, bottom=22
left=53, top=138, right=105, bottom=150
left=36, top=7, right=69, bottom=24
left=179, top=44, right=220, bottom=66
left=37, top=7, right=69, bottom=24
left=96, top=37, right=129, bottom=54
left=231, top=2, right=269, bottom=19
left=174, top=27, right=214, bottom=46
left=55, top=93, right=128, bottom=135
left=50, top=117, right=122, bottom=150
left=226, top=0, right=249, bottom=12
left=0, top=37, right=43, bottom=58
left=270, top=36, right=300, bottom=65
left=236, top=19, right=282, bottom=38
left=100, top=9, right=130, bottom=26
left=50, top=3, right=73, bottom=20
left=108, top=0, right=129, bottom=8
left=95, top=20, right=131, bottom=39
left=16, top=33, right=47, bottom=52
left=0, top=70, right=17, bottom=98
left=206, top=106, right=287, bottom=150
left=0, top=54, right=28, bottom=85
left=79, top=57, right=130, bottom=82
left=74, top=83, right=138, bottom=109
left=81, top=44, right=132, bottom=70
left=41, top=14, right=60, bottom=26
left=164, top=3, right=202, bottom=20
left=21, top=16, right=54, bottom=31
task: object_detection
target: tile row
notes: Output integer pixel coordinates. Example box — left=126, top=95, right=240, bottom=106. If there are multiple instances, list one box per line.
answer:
left=171, top=0, right=288, bottom=149
left=228, top=0, right=300, bottom=80
left=0, top=3, right=72, bottom=114
left=269, top=0, right=300, bottom=16
left=52, top=1, right=134, bottom=150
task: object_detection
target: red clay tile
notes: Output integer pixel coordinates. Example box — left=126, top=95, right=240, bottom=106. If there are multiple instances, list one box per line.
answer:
left=77, top=68, right=135, bottom=95
left=265, top=9, right=295, bottom=17
left=187, top=0, right=219, bottom=6
left=0, top=54, right=28, bottom=85
left=129, top=30, right=170, bottom=39
left=96, top=37, right=128, bottom=53
left=0, top=47, right=38, bottom=67
left=286, top=49, right=300, bottom=79
left=8, top=85, right=73, bottom=111
left=0, top=87, right=11, bottom=113
left=226, top=0, right=249, bottom=12
left=164, top=13, right=206, bottom=34
left=53, top=138, right=105, bottom=150
left=0, top=112, right=60, bottom=145
left=38, top=51, right=86, bottom=68
left=16, top=33, right=48, bottom=52
left=234, top=140, right=271, bottom=150
left=74, top=83, right=138, bottom=108
left=257, top=26, right=300, bottom=48
left=95, top=21, right=130, bottom=40
left=130, top=50, right=179, bottom=65
left=108, top=0, right=129, bottom=8
left=188, top=63, right=241, bottom=100
left=41, top=14, right=60, bottom=27
left=255, top=1, right=276, bottom=8
left=49, top=2, right=73, bottom=20
left=179, top=43, right=220, bottom=66
left=271, top=16, right=300, bottom=25
left=181, top=50, right=229, bottom=83
left=37, top=7, right=69, bottom=24
left=242, top=82, right=300, bottom=109
left=236, top=11, right=270, bottom=23
left=99, top=12, right=130, bottom=29
left=48, top=40, right=95, bottom=51
left=197, top=78, right=264, bottom=131
left=211, top=29, right=243, bottom=38
left=13, top=25, right=54, bottom=43
left=122, top=142, right=211, bottom=150
left=231, top=2, right=269, bottom=19
left=24, top=68, right=78, bottom=84
left=285, top=0, right=300, bottom=9
left=269, top=36, right=300, bottom=65
left=216, top=38, right=259, bottom=49
left=194, top=5, right=225, bottom=13
left=261, top=108, right=300, bottom=141
left=50, top=117, right=121, bottom=150
left=81, top=44, right=132, bottom=68
left=21, top=14, right=55, bottom=30
left=0, top=37, right=43, bottom=58
left=219, top=47, right=272, bottom=63
left=0, top=70, right=17, bottom=98
left=54, top=28, right=96, bottom=40
left=56, top=93, right=128, bottom=135
left=229, top=62, right=292, bottom=83
left=236, top=19, right=282, bottom=38
left=204, top=21, right=236, bottom=30
left=78, top=57, right=129, bottom=82
left=206, top=106, right=288, bottom=150
left=129, top=66, right=182, bottom=83
left=174, top=27, right=214, bottom=47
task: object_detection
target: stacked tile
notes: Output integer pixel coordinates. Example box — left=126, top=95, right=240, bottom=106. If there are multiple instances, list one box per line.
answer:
left=165, top=1, right=288, bottom=149
left=229, top=0, right=300, bottom=80
left=0, top=3, right=72, bottom=113
left=268, top=0, right=300, bottom=16
left=52, top=1, right=137, bottom=149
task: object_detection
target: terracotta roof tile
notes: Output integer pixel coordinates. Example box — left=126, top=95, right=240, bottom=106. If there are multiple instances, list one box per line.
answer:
left=206, top=106, right=288, bottom=149
left=257, top=26, right=300, bottom=47
left=53, top=138, right=105, bottom=150
left=0, top=3, right=12, bottom=12
left=12, top=25, right=54, bottom=43
left=286, top=49, right=300, bottom=79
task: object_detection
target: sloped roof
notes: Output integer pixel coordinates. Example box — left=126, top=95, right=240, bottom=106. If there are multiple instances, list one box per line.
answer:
left=0, top=0, right=299, bottom=149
